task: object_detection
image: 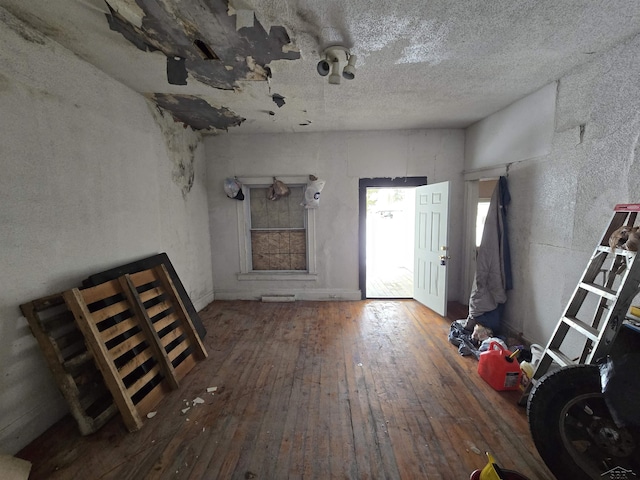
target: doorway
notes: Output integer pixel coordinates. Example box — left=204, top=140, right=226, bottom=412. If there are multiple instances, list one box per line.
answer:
left=476, top=179, right=497, bottom=246
left=366, top=187, right=415, bottom=297
left=358, top=177, right=427, bottom=299
left=462, top=178, right=498, bottom=302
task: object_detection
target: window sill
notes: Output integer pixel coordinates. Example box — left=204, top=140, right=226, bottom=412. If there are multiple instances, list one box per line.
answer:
left=237, top=272, right=318, bottom=281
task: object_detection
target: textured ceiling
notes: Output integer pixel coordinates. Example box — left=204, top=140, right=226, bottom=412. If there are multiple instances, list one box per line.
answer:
left=2, top=0, right=640, bottom=135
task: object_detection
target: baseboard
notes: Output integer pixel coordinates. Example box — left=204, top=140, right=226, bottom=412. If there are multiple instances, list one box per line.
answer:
left=501, top=320, right=534, bottom=346
left=192, top=290, right=214, bottom=311
left=213, top=288, right=362, bottom=301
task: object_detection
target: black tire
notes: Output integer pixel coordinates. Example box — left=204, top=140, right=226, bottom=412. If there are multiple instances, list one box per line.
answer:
left=527, top=365, right=639, bottom=480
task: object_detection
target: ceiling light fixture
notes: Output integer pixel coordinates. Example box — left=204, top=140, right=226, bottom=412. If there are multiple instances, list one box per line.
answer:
left=316, top=45, right=357, bottom=84
left=329, top=60, right=341, bottom=84
left=342, top=54, right=357, bottom=80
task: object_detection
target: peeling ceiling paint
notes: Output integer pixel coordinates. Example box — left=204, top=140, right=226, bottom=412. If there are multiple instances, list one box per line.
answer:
left=2, top=0, right=640, bottom=134
left=104, top=0, right=299, bottom=130
left=272, top=93, right=285, bottom=108
left=151, top=93, right=245, bottom=131
left=105, top=0, right=300, bottom=87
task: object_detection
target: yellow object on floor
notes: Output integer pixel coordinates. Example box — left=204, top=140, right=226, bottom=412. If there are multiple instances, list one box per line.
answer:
left=630, top=305, right=640, bottom=317
left=480, top=452, right=501, bottom=480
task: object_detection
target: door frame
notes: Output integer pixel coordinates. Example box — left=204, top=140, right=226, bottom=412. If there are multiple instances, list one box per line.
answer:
left=462, top=180, right=479, bottom=304
left=358, top=177, right=428, bottom=299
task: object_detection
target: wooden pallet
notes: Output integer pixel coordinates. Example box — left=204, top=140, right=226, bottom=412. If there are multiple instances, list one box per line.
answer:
left=20, top=294, right=117, bottom=435
left=128, top=265, right=208, bottom=382
left=82, top=253, right=207, bottom=340
left=63, top=266, right=207, bottom=432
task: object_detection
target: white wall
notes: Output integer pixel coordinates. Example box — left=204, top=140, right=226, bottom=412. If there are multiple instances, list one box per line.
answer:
left=464, top=33, right=640, bottom=346
left=205, top=129, right=465, bottom=301
left=465, top=82, right=557, bottom=172
left=0, top=9, right=212, bottom=454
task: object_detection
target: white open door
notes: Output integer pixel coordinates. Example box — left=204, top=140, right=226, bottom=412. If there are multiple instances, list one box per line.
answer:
left=414, top=181, right=450, bottom=316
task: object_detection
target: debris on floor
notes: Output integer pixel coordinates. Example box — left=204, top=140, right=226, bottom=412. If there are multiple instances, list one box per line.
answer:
left=179, top=388, right=222, bottom=416
left=465, top=440, right=482, bottom=455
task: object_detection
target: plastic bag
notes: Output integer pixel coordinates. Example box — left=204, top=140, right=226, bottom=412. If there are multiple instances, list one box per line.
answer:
left=273, top=178, right=290, bottom=197
left=267, top=177, right=290, bottom=201
left=301, top=179, right=325, bottom=209
left=267, top=185, right=278, bottom=201
left=224, top=177, right=244, bottom=200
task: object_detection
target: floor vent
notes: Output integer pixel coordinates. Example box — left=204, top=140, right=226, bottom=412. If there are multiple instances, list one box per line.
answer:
left=261, top=295, right=296, bottom=303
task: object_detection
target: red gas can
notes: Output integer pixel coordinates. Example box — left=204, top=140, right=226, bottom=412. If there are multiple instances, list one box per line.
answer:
left=478, top=341, right=522, bottom=391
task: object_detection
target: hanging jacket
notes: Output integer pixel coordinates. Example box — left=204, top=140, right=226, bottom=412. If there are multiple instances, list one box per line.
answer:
left=469, top=176, right=512, bottom=319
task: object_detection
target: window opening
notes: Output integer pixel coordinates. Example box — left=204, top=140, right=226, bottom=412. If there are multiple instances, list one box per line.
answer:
left=236, top=176, right=317, bottom=280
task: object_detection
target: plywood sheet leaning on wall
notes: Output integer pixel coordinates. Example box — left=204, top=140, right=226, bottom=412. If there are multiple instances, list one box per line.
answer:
left=20, top=294, right=117, bottom=435
left=62, top=267, right=207, bottom=432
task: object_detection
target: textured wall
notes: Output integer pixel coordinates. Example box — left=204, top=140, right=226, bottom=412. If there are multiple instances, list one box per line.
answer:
left=465, top=33, right=640, bottom=346
left=0, top=10, right=212, bottom=453
left=205, top=129, right=465, bottom=301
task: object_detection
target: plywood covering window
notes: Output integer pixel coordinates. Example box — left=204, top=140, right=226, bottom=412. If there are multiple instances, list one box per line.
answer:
left=236, top=176, right=317, bottom=281
left=249, top=186, right=306, bottom=270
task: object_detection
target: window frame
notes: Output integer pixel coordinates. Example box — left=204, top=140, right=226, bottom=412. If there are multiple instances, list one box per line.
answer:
left=236, top=176, right=317, bottom=281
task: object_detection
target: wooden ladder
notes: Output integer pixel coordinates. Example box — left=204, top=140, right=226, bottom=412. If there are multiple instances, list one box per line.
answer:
left=521, top=204, right=640, bottom=402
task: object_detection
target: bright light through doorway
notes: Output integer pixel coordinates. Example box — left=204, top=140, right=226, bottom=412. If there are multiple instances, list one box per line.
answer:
left=366, top=187, right=416, bottom=298
left=476, top=201, right=490, bottom=246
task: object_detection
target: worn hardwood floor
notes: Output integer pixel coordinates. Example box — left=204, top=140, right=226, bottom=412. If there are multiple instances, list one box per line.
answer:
left=18, top=300, right=554, bottom=480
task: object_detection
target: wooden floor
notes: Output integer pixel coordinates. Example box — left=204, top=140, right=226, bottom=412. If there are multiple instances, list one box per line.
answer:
left=18, top=300, right=554, bottom=480
left=367, top=267, right=413, bottom=298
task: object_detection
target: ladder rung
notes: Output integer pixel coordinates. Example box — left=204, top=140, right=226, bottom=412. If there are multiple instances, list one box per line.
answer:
left=625, top=318, right=640, bottom=331
left=595, top=244, right=638, bottom=259
left=562, top=316, right=599, bottom=342
left=546, top=349, right=575, bottom=368
left=579, top=282, right=617, bottom=300
left=596, top=245, right=626, bottom=256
